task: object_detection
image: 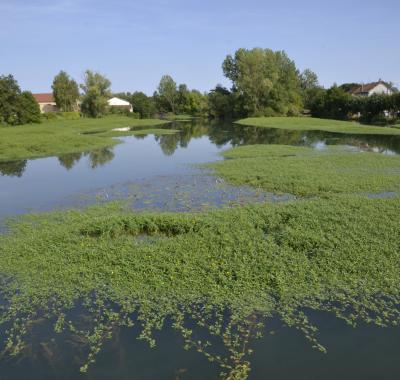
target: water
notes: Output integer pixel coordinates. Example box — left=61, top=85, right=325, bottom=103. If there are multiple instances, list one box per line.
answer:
left=1, top=120, right=400, bottom=379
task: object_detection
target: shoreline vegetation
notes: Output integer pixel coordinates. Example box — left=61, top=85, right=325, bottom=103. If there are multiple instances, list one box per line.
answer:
left=1, top=132, right=400, bottom=376
left=206, top=144, right=400, bottom=196
left=0, top=116, right=170, bottom=162
left=236, top=117, right=400, bottom=135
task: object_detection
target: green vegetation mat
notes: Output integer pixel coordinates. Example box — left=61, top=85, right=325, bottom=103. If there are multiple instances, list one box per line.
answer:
left=1, top=196, right=400, bottom=375
left=207, top=144, right=400, bottom=196
left=236, top=117, right=400, bottom=135
left=0, top=116, right=169, bottom=162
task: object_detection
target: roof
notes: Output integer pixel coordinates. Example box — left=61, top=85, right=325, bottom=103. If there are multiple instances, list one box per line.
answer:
left=350, top=81, right=390, bottom=95
left=108, top=97, right=131, bottom=106
left=32, top=93, right=55, bottom=103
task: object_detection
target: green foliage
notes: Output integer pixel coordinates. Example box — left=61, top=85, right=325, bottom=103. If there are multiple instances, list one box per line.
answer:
left=0, top=116, right=168, bottom=162
left=207, top=144, right=400, bottom=196
left=80, top=70, right=111, bottom=118
left=310, top=85, right=352, bottom=120
left=52, top=71, right=80, bottom=112
left=236, top=116, right=400, bottom=135
left=16, top=91, right=41, bottom=124
left=222, top=48, right=303, bottom=116
left=0, top=195, right=400, bottom=375
left=41, top=111, right=81, bottom=121
left=156, top=75, right=178, bottom=113
left=0, top=75, right=41, bottom=125
left=207, top=85, right=243, bottom=119
left=130, top=91, right=156, bottom=118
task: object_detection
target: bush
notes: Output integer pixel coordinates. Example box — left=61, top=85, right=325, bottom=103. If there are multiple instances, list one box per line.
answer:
left=41, top=111, right=81, bottom=121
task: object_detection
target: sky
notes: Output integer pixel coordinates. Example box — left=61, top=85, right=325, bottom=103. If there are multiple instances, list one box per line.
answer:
left=1, top=0, right=399, bottom=94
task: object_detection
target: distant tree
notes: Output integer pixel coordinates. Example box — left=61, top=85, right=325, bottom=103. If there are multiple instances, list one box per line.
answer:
left=338, top=83, right=361, bottom=93
left=130, top=92, right=155, bottom=118
left=0, top=75, right=41, bottom=125
left=222, top=48, right=302, bottom=116
left=157, top=75, right=177, bottom=113
left=299, top=69, right=323, bottom=111
left=80, top=70, right=111, bottom=118
left=52, top=71, right=80, bottom=112
left=310, top=85, right=352, bottom=120
left=208, top=85, right=236, bottom=119
left=17, top=91, right=41, bottom=124
left=0, top=74, right=21, bottom=125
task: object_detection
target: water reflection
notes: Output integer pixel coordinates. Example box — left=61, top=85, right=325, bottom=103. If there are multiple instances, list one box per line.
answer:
left=0, top=160, right=27, bottom=177
left=1, top=299, right=400, bottom=380
left=58, top=152, right=83, bottom=170
left=1, top=121, right=399, bottom=178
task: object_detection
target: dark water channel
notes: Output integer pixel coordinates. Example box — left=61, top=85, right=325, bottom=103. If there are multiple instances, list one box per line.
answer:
left=1, top=121, right=400, bottom=379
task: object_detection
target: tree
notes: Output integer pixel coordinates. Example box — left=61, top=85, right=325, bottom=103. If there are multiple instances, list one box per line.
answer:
left=0, top=75, right=41, bottom=125
left=299, top=69, right=324, bottom=111
left=338, top=83, right=361, bottom=93
left=310, top=85, right=352, bottom=120
left=222, top=48, right=302, bottom=116
left=17, top=91, right=41, bottom=124
left=157, top=75, right=177, bottom=113
left=52, top=71, right=79, bottom=112
left=130, top=92, right=155, bottom=118
left=80, top=70, right=111, bottom=118
left=0, top=74, right=21, bottom=125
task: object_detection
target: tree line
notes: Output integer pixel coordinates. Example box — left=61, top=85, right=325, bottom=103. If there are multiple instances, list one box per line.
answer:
left=1, top=47, right=399, bottom=126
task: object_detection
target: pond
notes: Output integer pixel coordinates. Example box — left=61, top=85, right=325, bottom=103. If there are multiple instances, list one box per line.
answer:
left=1, top=120, right=400, bottom=379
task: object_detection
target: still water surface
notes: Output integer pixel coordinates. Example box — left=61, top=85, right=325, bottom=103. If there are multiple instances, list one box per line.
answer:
left=1, top=121, right=400, bottom=379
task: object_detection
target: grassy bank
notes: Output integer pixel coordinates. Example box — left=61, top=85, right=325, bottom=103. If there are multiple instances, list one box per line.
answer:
left=236, top=117, right=400, bottom=135
left=0, top=116, right=170, bottom=162
left=207, top=144, right=400, bottom=196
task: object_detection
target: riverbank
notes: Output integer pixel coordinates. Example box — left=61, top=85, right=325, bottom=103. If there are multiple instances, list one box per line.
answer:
left=0, top=116, right=170, bottom=162
left=236, top=117, right=400, bottom=135
left=206, top=144, right=400, bottom=196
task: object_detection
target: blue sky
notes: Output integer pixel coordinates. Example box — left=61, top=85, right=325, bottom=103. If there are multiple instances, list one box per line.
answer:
left=1, top=0, right=399, bottom=94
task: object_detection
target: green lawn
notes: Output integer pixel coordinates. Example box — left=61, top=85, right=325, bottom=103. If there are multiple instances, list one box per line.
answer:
left=0, top=116, right=170, bottom=162
left=236, top=117, right=400, bottom=135
left=207, top=144, right=400, bottom=196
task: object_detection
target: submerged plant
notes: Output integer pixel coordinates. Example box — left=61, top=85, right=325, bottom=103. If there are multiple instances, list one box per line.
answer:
left=1, top=195, right=400, bottom=377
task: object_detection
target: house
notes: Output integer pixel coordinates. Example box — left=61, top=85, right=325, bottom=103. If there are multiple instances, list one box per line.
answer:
left=350, top=80, right=393, bottom=97
left=107, top=97, right=133, bottom=112
left=32, top=93, right=59, bottom=113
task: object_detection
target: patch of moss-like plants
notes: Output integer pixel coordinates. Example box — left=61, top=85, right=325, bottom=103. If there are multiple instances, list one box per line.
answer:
left=1, top=195, right=400, bottom=377
left=236, top=117, right=400, bottom=135
left=207, top=144, right=400, bottom=197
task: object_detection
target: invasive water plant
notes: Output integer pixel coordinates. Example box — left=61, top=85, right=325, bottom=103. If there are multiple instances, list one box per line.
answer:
left=207, top=144, right=400, bottom=196
left=1, top=195, right=400, bottom=377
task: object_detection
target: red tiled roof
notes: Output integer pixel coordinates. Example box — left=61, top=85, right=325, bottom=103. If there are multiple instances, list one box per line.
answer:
left=32, top=93, right=55, bottom=103
left=350, top=81, right=388, bottom=95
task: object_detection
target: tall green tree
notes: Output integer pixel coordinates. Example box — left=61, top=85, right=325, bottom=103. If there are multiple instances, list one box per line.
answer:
left=157, top=75, right=177, bottom=113
left=0, top=74, right=21, bottom=125
left=222, top=48, right=302, bottom=116
left=0, top=75, right=41, bottom=125
left=299, top=69, right=324, bottom=111
left=80, top=70, right=111, bottom=118
left=52, top=71, right=79, bottom=112
left=130, top=92, right=155, bottom=118
left=17, top=91, right=41, bottom=124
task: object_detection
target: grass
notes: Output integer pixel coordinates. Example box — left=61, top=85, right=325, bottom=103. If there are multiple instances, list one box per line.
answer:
left=236, top=117, right=400, bottom=135
left=207, top=144, right=400, bottom=196
left=0, top=116, right=169, bottom=162
left=1, top=196, right=400, bottom=375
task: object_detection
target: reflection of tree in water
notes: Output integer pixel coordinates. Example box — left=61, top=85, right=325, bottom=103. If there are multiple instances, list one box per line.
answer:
left=87, top=147, right=115, bottom=169
left=58, top=152, right=83, bottom=170
left=155, top=133, right=182, bottom=156
left=0, top=160, right=27, bottom=177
